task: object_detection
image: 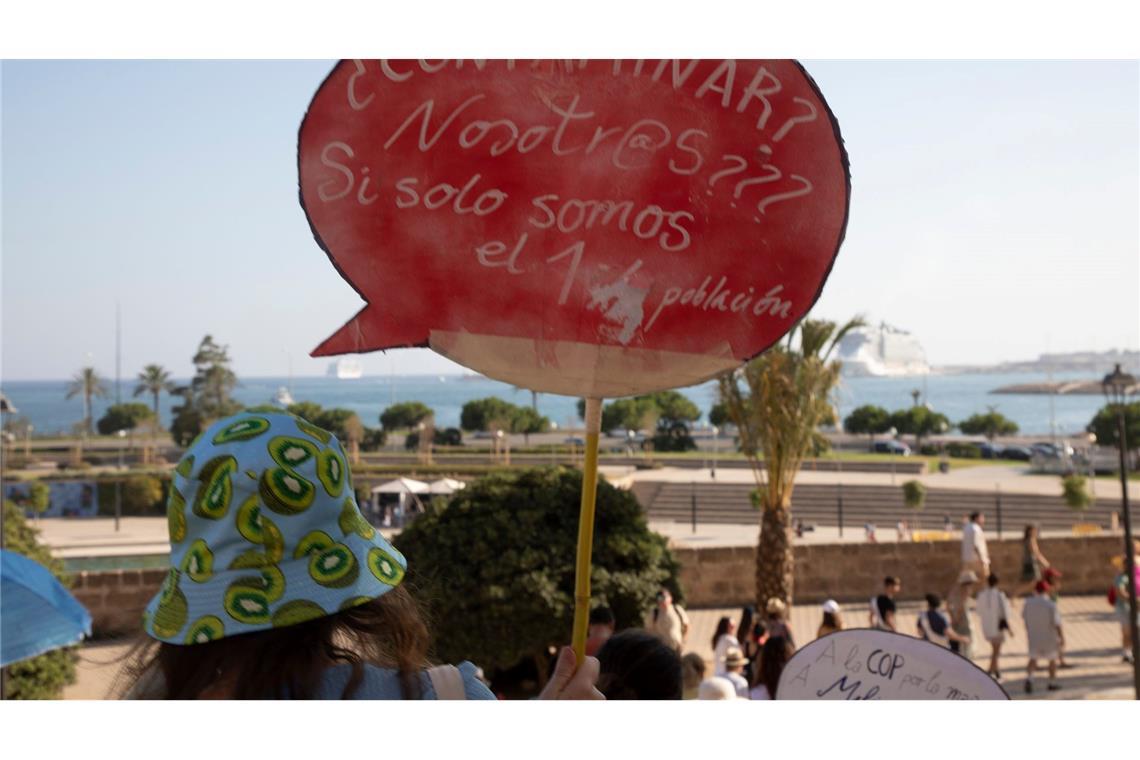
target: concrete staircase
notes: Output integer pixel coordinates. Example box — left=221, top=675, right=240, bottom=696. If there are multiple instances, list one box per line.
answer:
left=641, top=481, right=1122, bottom=533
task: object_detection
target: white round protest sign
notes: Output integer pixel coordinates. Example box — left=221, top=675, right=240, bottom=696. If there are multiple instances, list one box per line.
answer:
left=777, top=629, right=1010, bottom=701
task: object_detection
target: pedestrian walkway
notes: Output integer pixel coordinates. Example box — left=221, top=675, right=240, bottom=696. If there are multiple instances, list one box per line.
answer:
left=63, top=594, right=1131, bottom=700
left=684, top=594, right=1134, bottom=700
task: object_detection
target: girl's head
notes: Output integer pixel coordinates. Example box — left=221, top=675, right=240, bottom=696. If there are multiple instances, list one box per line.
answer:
left=738, top=605, right=756, bottom=639
left=766, top=598, right=787, bottom=620
left=121, top=410, right=419, bottom=698
left=120, top=585, right=430, bottom=699
left=1024, top=524, right=1037, bottom=540
left=596, top=629, right=683, bottom=700
left=712, top=616, right=734, bottom=649
left=754, top=635, right=794, bottom=698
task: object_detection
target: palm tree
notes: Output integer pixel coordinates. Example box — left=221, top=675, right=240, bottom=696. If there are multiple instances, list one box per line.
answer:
left=65, top=367, right=109, bottom=436
left=134, top=364, right=175, bottom=429
left=717, top=315, right=865, bottom=610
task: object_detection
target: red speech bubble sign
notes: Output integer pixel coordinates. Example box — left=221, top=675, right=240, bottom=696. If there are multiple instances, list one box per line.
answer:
left=300, top=60, right=849, bottom=397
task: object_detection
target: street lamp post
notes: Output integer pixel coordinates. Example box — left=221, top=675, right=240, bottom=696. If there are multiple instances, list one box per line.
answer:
left=115, top=429, right=127, bottom=533
left=888, top=426, right=898, bottom=485
left=711, top=425, right=719, bottom=481
left=25, top=424, right=34, bottom=458
left=1102, top=363, right=1139, bottom=699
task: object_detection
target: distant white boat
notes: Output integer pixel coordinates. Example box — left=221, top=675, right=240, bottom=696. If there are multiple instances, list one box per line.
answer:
left=327, top=358, right=363, bottom=380
left=837, top=322, right=929, bottom=377
left=272, top=386, right=295, bottom=407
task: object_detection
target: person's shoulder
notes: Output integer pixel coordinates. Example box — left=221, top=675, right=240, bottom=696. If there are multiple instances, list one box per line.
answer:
left=319, top=662, right=495, bottom=700
left=454, top=661, right=496, bottom=700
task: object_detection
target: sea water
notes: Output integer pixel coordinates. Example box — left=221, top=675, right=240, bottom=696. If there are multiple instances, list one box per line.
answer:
left=1, top=371, right=1106, bottom=438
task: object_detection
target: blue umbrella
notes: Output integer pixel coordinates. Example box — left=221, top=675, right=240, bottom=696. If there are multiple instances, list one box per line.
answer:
left=1, top=549, right=92, bottom=667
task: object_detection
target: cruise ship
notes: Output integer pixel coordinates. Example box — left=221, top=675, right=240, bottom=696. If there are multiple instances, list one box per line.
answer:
left=836, top=322, right=929, bottom=377
left=326, top=357, right=363, bottom=380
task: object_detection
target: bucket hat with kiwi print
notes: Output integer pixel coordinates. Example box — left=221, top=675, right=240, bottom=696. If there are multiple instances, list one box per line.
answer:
left=143, top=410, right=407, bottom=645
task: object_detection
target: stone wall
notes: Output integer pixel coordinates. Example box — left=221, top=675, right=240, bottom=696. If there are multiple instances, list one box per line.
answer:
left=73, top=534, right=1126, bottom=636
left=72, top=568, right=166, bottom=636
left=675, top=533, right=1127, bottom=608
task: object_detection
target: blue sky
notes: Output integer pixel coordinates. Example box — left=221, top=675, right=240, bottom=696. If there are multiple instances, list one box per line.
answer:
left=2, top=60, right=1137, bottom=381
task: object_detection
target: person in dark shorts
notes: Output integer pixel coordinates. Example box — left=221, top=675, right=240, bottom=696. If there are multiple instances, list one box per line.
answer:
left=870, top=576, right=901, bottom=631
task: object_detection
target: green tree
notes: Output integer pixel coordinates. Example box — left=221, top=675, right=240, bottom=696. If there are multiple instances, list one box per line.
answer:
left=286, top=401, right=324, bottom=424
left=65, top=367, right=108, bottom=436
left=2, top=500, right=79, bottom=698
left=393, top=467, right=681, bottom=690
left=958, top=407, right=1019, bottom=441
left=96, top=402, right=155, bottom=436
left=510, top=406, right=550, bottom=444
left=121, top=475, right=165, bottom=514
left=844, top=404, right=892, bottom=442
left=890, top=406, right=951, bottom=451
left=717, top=315, right=864, bottom=609
left=380, top=401, right=434, bottom=430
left=1087, top=401, right=1140, bottom=450
left=28, top=482, right=51, bottom=521
left=170, top=336, right=242, bottom=446
left=646, top=391, right=700, bottom=427
left=708, top=401, right=732, bottom=429
left=133, top=364, right=175, bottom=428
left=460, top=397, right=518, bottom=432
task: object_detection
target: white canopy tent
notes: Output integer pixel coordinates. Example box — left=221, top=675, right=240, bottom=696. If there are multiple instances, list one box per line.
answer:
left=426, top=478, right=466, bottom=496
left=370, top=478, right=430, bottom=525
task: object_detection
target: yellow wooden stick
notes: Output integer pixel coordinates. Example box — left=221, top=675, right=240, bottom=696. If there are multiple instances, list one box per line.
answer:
left=571, top=397, right=603, bottom=664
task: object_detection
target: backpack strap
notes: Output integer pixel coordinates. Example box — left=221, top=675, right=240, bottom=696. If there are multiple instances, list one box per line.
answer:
left=426, top=665, right=466, bottom=700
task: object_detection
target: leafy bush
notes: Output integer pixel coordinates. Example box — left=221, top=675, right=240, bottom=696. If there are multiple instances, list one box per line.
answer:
left=1, top=501, right=79, bottom=698
left=1061, top=474, right=1091, bottom=511
left=919, top=444, right=940, bottom=456
left=394, top=467, right=681, bottom=680
left=945, top=442, right=982, bottom=459
left=405, top=427, right=464, bottom=450
left=97, top=475, right=169, bottom=516
left=902, top=480, right=926, bottom=509
left=122, top=475, right=165, bottom=513
left=361, top=427, right=387, bottom=452
left=96, top=402, right=154, bottom=436
left=651, top=421, right=697, bottom=452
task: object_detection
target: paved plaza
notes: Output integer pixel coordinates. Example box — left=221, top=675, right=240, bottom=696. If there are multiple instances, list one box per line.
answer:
left=61, top=593, right=1134, bottom=700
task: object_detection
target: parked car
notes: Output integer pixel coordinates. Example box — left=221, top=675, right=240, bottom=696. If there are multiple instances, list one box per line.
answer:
left=564, top=436, right=585, bottom=446
left=977, top=442, right=1003, bottom=459
left=872, top=440, right=912, bottom=455
left=1001, top=445, right=1033, bottom=461
left=1030, top=442, right=1074, bottom=458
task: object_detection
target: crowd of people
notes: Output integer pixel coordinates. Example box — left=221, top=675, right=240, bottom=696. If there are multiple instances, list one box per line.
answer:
left=114, top=411, right=1139, bottom=701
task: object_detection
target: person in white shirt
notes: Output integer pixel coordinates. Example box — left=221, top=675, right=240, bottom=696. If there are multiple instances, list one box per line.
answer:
left=711, top=616, right=740, bottom=676
left=722, top=647, right=750, bottom=698
left=1022, top=580, right=1063, bottom=693
left=645, top=588, right=690, bottom=654
left=697, top=677, right=737, bottom=700
left=961, top=511, right=990, bottom=580
left=975, top=572, right=1014, bottom=680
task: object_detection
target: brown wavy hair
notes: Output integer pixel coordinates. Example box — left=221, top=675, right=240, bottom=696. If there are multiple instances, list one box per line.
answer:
left=114, top=585, right=431, bottom=699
